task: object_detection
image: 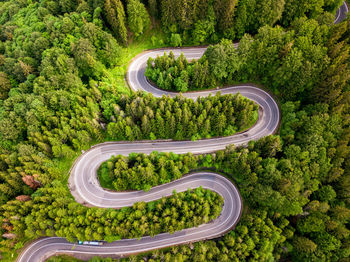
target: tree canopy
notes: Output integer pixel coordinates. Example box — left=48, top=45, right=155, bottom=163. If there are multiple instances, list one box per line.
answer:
left=0, top=1, right=349, bottom=261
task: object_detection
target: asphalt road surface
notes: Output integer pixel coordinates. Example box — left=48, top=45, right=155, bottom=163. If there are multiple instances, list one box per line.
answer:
left=335, top=2, right=348, bottom=24
left=17, top=5, right=348, bottom=260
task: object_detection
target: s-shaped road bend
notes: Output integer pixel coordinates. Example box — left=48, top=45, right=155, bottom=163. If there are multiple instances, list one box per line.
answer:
left=18, top=5, right=349, bottom=258
left=17, top=48, right=279, bottom=262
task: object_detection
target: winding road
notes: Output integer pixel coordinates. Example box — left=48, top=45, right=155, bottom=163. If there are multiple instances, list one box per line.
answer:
left=17, top=5, right=348, bottom=261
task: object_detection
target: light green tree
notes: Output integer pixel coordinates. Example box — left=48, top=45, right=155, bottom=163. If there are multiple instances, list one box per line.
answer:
left=127, top=0, right=151, bottom=37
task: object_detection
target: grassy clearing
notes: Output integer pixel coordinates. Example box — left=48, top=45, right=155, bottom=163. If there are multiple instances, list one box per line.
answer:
left=97, top=166, right=115, bottom=191
left=48, top=139, right=106, bottom=185
left=101, top=25, right=168, bottom=95
left=46, top=255, right=82, bottom=262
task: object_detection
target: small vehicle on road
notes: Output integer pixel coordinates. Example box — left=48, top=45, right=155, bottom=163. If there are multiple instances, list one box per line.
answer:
left=78, top=240, right=104, bottom=246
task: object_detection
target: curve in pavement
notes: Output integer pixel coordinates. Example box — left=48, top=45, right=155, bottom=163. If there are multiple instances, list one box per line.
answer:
left=19, top=172, right=241, bottom=262
left=17, top=6, right=348, bottom=260
left=335, top=1, right=348, bottom=24
left=17, top=48, right=277, bottom=262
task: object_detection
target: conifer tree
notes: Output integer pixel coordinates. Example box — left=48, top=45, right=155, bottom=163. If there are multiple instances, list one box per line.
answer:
left=127, top=0, right=151, bottom=37
left=148, top=0, right=158, bottom=18
left=104, top=0, right=128, bottom=45
left=214, top=0, right=238, bottom=39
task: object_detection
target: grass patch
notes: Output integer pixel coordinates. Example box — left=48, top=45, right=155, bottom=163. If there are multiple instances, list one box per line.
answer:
left=46, top=138, right=107, bottom=185
left=46, top=255, right=82, bottom=262
left=101, top=25, right=168, bottom=95
left=97, top=165, right=115, bottom=191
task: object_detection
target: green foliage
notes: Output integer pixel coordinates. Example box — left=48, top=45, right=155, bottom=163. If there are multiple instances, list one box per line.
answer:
left=48, top=256, right=117, bottom=262
left=127, top=0, right=151, bottom=37
left=0, top=72, right=11, bottom=100
left=97, top=97, right=349, bottom=261
left=214, top=0, right=238, bottom=39
left=47, top=255, right=82, bottom=262
left=310, top=19, right=350, bottom=109
left=192, top=7, right=216, bottom=45
left=127, top=210, right=287, bottom=261
left=103, top=92, right=259, bottom=141
left=324, top=0, right=344, bottom=12
left=147, top=21, right=336, bottom=101
left=205, top=39, right=242, bottom=82
left=98, top=152, right=198, bottom=191
left=104, top=0, right=128, bottom=45
left=145, top=52, right=215, bottom=90
left=0, top=1, right=349, bottom=262
left=237, top=23, right=330, bottom=99
left=170, top=33, right=182, bottom=47
left=157, top=0, right=342, bottom=44
left=0, top=4, right=124, bottom=206
left=1, top=182, right=223, bottom=242
left=146, top=20, right=335, bottom=100
left=281, top=0, right=329, bottom=26
left=314, top=185, right=337, bottom=202
left=293, top=236, right=317, bottom=254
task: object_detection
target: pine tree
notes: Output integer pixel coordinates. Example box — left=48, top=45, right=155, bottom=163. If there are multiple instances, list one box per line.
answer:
left=234, top=0, right=249, bottom=38
left=127, top=0, right=151, bottom=37
left=148, top=0, right=158, bottom=18
left=141, top=115, right=150, bottom=136
left=311, top=36, right=350, bottom=109
left=0, top=72, right=11, bottom=100
left=157, top=73, right=164, bottom=89
left=192, top=62, right=201, bottom=88
left=214, top=0, right=238, bottom=38
left=164, top=73, right=173, bottom=90
left=160, top=0, right=177, bottom=30
left=256, top=0, right=285, bottom=29
left=104, top=0, right=128, bottom=45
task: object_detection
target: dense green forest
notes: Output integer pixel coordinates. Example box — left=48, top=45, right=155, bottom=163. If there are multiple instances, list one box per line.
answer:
left=98, top=152, right=199, bottom=191
left=147, top=21, right=341, bottom=100
left=103, top=92, right=258, bottom=141
left=0, top=0, right=349, bottom=261
left=145, top=52, right=217, bottom=91
left=98, top=99, right=349, bottom=261
left=2, top=184, right=223, bottom=243
left=150, top=0, right=344, bottom=45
